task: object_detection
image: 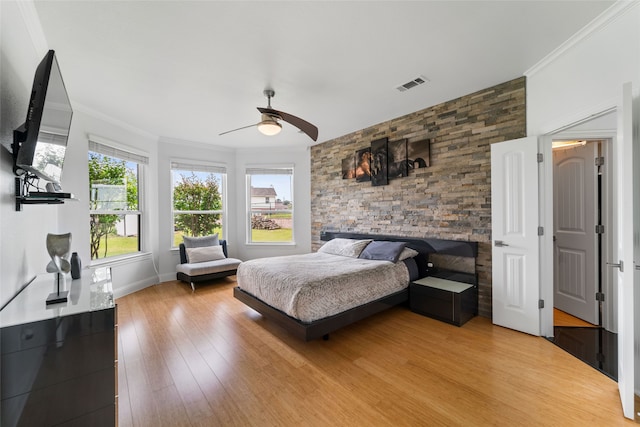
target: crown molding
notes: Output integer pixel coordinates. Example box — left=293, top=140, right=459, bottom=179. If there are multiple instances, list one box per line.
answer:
left=235, top=145, right=309, bottom=154
left=16, top=0, right=48, bottom=56
left=525, top=0, right=639, bottom=78
left=158, top=136, right=236, bottom=153
left=72, top=101, right=158, bottom=141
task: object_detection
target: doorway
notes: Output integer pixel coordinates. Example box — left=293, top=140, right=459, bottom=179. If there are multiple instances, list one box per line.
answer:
left=549, top=137, right=618, bottom=380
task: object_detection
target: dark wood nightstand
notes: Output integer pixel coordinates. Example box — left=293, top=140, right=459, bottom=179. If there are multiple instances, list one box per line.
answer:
left=409, top=274, right=478, bottom=326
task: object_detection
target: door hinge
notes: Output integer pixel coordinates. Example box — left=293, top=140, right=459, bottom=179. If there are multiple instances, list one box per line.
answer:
left=595, top=156, right=604, bottom=167
left=538, top=299, right=545, bottom=309
left=537, top=153, right=543, bottom=163
left=538, top=226, right=544, bottom=236
left=596, top=292, right=605, bottom=302
left=595, top=224, right=605, bottom=234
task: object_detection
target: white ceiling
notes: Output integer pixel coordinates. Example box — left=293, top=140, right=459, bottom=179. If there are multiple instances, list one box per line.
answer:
left=33, top=1, right=614, bottom=149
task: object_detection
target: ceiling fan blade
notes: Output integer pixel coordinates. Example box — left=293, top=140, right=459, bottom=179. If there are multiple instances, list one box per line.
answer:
left=258, top=107, right=318, bottom=141
left=219, top=123, right=258, bottom=136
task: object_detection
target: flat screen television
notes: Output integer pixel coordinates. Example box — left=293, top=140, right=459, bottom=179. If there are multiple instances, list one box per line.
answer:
left=13, top=50, right=73, bottom=185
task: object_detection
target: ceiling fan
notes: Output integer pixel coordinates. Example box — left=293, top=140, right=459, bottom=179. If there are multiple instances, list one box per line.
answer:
left=219, top=89, right=318, bottom=141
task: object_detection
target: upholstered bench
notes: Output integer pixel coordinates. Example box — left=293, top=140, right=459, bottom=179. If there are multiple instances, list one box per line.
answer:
left=176, top=239, right=242, bottom=290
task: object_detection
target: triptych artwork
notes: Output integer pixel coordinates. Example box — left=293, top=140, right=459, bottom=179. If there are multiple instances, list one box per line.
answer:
left=342, top=138, right=430, bottom=186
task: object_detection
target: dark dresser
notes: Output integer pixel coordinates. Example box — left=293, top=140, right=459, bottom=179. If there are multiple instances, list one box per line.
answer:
left=0, top=268, right=116, bottom=427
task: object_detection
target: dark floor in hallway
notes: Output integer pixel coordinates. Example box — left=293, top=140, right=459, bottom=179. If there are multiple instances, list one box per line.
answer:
left=550, top=326, right=618, bottom=380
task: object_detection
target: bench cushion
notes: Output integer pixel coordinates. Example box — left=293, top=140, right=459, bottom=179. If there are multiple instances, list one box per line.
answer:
left=176, top=258, right=242, bottom=277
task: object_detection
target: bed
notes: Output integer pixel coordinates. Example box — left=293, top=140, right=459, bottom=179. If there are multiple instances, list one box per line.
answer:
left=234, top=232, right=478, bottom=341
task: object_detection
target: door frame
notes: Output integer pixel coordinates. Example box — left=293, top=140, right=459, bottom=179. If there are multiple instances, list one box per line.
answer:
left=539, top=110, right=617, bottom=338
left=551, top=139, right=602, bottom=326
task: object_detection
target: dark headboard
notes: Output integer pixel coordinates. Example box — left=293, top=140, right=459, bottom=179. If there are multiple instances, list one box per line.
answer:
left=320, top=231, right=478, bottom=258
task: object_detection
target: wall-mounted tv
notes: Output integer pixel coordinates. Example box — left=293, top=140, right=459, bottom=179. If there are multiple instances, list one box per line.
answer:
left=13, top=50, right=73, bottom=185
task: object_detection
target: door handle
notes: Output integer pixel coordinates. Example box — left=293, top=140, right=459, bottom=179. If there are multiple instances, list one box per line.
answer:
left=607, top=260, right=624, bottom=272
left=494, top=240, right=509, bottom=247
left=635, top=264, right=640, bottom=271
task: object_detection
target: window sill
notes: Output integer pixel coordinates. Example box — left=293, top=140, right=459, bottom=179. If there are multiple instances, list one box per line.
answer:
left=245, top=242, right=297, bottom=246
left=90, top=252, right=152, bottom=267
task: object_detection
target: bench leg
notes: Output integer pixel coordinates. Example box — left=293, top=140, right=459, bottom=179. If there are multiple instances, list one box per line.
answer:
left=190, top=282, right=195, bottom=291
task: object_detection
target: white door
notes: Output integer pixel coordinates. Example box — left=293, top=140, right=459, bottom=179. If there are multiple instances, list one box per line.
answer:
left=491, top=136, right=540, bottom=336
left=615, top=82, right=636, bottom=420
left=553, top=142, right=598, bottom=324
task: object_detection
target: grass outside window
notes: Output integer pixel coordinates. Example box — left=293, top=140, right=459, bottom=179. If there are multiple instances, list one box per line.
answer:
left=94, top=235, right=139, bottom=259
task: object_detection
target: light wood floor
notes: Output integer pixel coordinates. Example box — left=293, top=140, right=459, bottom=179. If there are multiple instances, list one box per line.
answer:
left=116, top=278, right=635, bottom=426
left=553, top=308, right=599, bottom=327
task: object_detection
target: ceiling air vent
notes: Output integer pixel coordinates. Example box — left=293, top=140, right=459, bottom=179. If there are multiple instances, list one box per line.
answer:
left=396, top=75, right=429, bottom=92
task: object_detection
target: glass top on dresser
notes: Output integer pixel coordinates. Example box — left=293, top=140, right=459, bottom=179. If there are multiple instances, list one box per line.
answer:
left=0, top=267, right=114, bottom=328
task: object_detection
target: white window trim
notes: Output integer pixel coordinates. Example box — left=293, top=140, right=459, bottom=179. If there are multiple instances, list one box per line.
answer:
left=170, top=159, right=228, bottom=248
left=88, top=139, right=147, bottom=260
left=88, top=134, right=150, bottom=161
left=246, top=165, right=295, bottom=245
left=90, top=251, right=152, bottom=267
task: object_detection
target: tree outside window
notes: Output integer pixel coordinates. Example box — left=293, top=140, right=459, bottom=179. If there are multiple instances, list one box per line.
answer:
left=171, top=165, right=225, bottom=247
left=88, top=152, right=141, bottom=259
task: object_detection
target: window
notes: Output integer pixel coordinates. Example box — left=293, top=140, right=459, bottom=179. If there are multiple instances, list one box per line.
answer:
left=88, top=140, right=147, bottom=260
left=246, top=167, right=294, bottom=243
left=171, top=161, right=226, bottom=247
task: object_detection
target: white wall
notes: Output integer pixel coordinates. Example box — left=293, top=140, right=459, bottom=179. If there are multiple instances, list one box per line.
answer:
left=0, top=1, right=58, bottom=307
left=0, top=1, right=314, bottom=305
left=235, top=146, right=311, bottom=261
left=525, top=0, right=640, bottom=408
left=0, top=2, right=160, bottom=303
left=156, top=138, right=237, bottom=282
left=527, top=2, right=640, bottom=135
left=156, top=140, right=311, bottom=281
left=58, top=109, right=160, bottom=298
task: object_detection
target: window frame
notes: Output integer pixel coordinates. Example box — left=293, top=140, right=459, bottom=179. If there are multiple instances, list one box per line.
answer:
left=246, top=165, right=295, bottom=245
left=170, top=160, right=227, bottom=249
left=88, top=137, right=147, bottom=262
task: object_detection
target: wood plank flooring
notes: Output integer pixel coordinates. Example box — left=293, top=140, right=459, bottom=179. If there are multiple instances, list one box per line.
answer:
left=116, top=278, right=635, bottom=426
left=553, top=308, right=599, bottom=327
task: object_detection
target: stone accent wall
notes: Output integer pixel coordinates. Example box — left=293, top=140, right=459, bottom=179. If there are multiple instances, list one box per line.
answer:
left=310, top=77, right=526, bottom=318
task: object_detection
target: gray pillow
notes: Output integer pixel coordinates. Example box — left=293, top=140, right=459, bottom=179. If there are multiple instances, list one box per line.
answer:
left=183, top=234, right=219, bottom=248
left=317, top=238, right=372, bottom=258
left=359, top=241, right=406, bottom=263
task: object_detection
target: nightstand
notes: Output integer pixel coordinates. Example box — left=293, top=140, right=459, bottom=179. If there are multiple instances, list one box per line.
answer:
left=409, top=274, right=477, bottom=326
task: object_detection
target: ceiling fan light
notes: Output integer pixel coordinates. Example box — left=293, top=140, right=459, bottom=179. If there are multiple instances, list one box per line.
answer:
left=257, top=119, right=282, bottom=136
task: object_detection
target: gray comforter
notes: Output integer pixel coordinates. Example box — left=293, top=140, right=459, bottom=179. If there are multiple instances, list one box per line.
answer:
left=236, top=252, right=410, bottom=322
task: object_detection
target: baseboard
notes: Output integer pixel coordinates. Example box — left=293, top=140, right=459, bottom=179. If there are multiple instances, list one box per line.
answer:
left=113, top=276, right=158, bottom=299
left=159, top=272, right=177, bottom=283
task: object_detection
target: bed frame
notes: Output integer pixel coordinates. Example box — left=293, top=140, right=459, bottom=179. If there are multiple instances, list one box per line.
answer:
left=233, top=232, right=478, bottom=341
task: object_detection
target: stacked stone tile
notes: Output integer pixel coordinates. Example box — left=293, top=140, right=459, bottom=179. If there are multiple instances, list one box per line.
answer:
left=310, top=77, right=526, bottom=318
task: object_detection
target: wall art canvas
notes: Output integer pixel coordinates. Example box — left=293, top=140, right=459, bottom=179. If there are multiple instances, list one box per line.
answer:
left=355, top=147, right=372, bottom=182
left=342, top=155, right=355, bottom=179
left=370, top=137, right=388, bottom=186
left=387, top=138, right=408, bottom=179
left=407, top=138, right=431, bottom=170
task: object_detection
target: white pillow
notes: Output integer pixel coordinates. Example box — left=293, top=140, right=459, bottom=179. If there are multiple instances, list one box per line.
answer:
left=186, top=245, right=226, bottom=263
left=317, top=238, right=372, bottom=258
